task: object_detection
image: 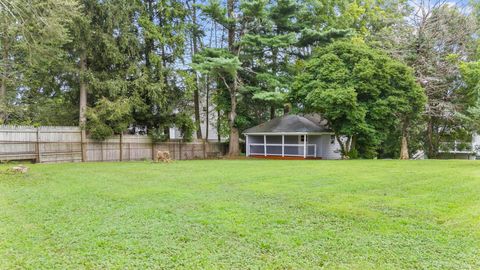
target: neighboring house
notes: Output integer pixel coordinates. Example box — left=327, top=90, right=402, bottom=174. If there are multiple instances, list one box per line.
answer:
left=243, top=114, right=342, bottom=160
left=169, top=120, right=220, bottom=141
left=169, top=108, right=221, bottom=141
left=438, top=134, right=480, bottom=160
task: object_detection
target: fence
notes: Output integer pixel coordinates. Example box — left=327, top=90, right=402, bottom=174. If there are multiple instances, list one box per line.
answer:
left=0, top=126, right=226, bottom=163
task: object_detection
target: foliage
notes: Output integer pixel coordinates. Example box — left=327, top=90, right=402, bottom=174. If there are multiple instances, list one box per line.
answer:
left=175, top=113, right=196, bottom=142
left=292, top=41, right=425, bottom=158
left=0, top=0, right=479, bottom=158
left=86, top=97, right=132, bottom=140
left=149, top=127, right=170, bottom=143
left=191, top=49, right=241, bottom=80
left=456, top=61, right=480, bottom=132
left=0, top=0, right=80, bottom=124
left=371, top=3, right=478, bottom=158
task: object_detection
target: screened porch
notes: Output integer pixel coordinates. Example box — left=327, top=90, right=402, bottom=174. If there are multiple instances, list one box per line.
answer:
left=246, top=135, right=317, bottom=158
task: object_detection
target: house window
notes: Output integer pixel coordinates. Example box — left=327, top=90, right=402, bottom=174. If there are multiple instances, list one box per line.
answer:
left=299, top=135, right=307, bottom=143
left=330, top=135, right=335, bottom=144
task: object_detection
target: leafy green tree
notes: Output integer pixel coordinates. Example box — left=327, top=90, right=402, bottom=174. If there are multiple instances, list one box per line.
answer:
left=0, top=0, right=79, bottom=124
left=374, top=3, right=477, bottom=157
left=456, top=61, right=480, bottom=133
left=291, top=41, right=425, bottom=158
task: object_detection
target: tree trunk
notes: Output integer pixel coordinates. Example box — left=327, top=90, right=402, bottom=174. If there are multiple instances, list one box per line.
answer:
left=335, top=134, right=357, bottom=159
left=228, top=80, right=240, bottom=156
left=400, top=122, right=409, bottom=160
left=335, top=134, right=348, bottom=159
left=0, top=32, right=8, bottom=123
left=400, top=136, right=409, bottom=160
left=191, top=0, right=202, bottom=140
left=350, top=135, right=356, bottom=153
left=226, top=0, right=240, bottom=156
left=0, top=36, right=6, bottom=99
left=79, top=51, right=88, bottom=162
left=144, top=0, right=154, bottom=69
left=79, top=52, right=88, bottom=128
left=283, top=103, right=290, bottom=115
left=227, top=0, right=236, bottom=53
left=193, top=76, right=202, bottom=139
left=228, top=126, right=240, bottom=156
left=427, top=119, right=434, bottom=158
left=205, top=76, right=210, bottom=142
left=217, top=109, right=221, bottom=142
left=270, top=46, right=278, bottom=120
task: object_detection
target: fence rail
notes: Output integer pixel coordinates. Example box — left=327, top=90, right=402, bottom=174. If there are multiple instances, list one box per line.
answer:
left=0, top=125, right=226, bottom=163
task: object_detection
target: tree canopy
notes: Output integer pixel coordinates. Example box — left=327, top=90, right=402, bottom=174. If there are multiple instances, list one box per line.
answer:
left=291, top=41, right=425, bottom=158
left=0, top=0, right=479, bottom=158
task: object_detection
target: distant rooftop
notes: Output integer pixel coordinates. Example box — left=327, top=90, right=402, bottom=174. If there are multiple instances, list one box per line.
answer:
left=243, top=114, right=332, bottom=134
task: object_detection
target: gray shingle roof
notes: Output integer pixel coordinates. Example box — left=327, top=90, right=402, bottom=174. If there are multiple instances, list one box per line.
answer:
left=243, top=115, right=332, bottom=134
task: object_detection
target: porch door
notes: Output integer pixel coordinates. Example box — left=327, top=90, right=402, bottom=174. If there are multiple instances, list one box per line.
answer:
left=298, top=135, right=307, bottom=144
left=298, top=135, right=307, bottom=157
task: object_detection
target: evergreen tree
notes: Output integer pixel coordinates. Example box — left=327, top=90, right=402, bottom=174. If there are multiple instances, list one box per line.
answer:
left=0, top=0, right=79, bottom=124
left=240, top=0, right=297, bottom=120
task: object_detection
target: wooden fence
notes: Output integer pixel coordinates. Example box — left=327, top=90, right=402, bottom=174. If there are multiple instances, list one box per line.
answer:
left=0, top=126, right=226, bottom=163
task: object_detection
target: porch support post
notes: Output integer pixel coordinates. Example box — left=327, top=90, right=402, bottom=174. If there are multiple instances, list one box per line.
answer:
left=282, top=135, right=285, bottom=157
left=264, top=135, right=267, bottom=157
left=246, top=135, right=250, bottom=157
left=303, top=134, right=307, bottom=159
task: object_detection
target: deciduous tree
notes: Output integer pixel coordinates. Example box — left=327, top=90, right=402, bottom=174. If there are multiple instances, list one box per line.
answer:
left=292, top=41, right=425, bottom=158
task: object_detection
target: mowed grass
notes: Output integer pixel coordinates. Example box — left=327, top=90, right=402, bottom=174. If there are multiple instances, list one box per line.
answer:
left=0, top=160, right=479, bottom=269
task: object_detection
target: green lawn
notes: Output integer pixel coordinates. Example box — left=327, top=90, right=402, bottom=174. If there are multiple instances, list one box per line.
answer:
left=0, top=160, right=479, bottom=269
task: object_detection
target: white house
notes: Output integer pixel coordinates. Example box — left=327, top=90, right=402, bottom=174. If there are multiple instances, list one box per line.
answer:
left=243, top=114, right=342, bottom=160
left=169, top=105, right=222, bottom=141
left=437, top=133, right=480, bottom=159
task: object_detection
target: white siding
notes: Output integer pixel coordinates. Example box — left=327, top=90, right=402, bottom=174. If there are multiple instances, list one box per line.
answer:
left=472, top=133, right=480, bottom=155
left=245, top=134, right=341, bottom=159
left=310, top=134, right=341, bottom=160
left=321, top=134, right=342, bottom=159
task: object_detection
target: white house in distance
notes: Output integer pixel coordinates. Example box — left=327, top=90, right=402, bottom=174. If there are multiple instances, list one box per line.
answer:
left=437, top=134, right=480, bottom=160
left=169, top=105, right=221, bottom=141
left=243, top=114, right=342, bottom=159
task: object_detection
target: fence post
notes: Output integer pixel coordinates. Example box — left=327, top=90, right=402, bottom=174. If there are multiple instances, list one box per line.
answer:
left=35, top=127, right=41, bottom=163
left=203, top=140, right=206, bottom=159
left=80, top=129, right=87, bottom=162
left=179, top=141, right=182, bottom=160
left=119, top=133, right=123, bottom=161
left=151, top=140, right=155, bottom=161
left=128, top=143, right=131, bottom=161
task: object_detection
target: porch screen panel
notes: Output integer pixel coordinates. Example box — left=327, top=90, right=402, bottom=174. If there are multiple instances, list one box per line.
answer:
left=284, top=145, right=303, bottom=156
left=283, top=145, right=316, bottom=157
left=250, top=145, right=265, bottom=155
left=266, top=145, right=282, bottom=155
